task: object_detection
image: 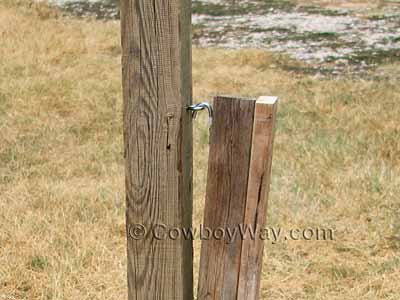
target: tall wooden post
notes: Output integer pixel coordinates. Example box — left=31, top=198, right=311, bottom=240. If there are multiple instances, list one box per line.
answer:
left=120, top=1, right=193, bottom=299
left=198, top=96, right=278, bottom=300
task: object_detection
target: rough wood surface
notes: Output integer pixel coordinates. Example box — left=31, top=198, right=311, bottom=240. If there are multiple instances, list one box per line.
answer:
left=237, top=96, right=278, bottom=300
left=120, top=1, right=193, bottom=299
left=197, top=96, right=278, bottom=300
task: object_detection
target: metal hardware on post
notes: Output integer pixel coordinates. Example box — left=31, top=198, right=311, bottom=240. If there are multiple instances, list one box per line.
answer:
left=187, top=102, right=214, bottom=126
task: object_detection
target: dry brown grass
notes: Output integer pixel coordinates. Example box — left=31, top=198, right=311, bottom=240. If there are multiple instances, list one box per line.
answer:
left=1, top=2, right=399, bottom=300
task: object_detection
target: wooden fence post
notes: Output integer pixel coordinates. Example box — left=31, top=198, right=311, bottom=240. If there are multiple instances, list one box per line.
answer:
left=120, top=1, right=193, bottom=299
left=198, top=96, right=278, bottom=300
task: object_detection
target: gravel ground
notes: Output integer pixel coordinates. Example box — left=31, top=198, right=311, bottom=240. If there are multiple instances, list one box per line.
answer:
left=46, top=0, right=400, bottom=76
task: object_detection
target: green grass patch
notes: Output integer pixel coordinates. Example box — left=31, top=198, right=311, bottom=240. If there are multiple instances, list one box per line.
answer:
left=348, top=49, right=400, bottom=65
left=288, top=32, right=340, bottom=42
left=28, top=255, right=49, bottom=271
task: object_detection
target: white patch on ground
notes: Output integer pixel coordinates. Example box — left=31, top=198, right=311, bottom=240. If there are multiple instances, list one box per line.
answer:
left=193, top=12, right=400, bottom=66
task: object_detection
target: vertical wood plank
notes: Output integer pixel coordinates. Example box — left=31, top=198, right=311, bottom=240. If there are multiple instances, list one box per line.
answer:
left=237, top=96, right=278, bottom=300
left=197, top=96, right=278, bottom=300
left=120, top=1, right=193, bottom=299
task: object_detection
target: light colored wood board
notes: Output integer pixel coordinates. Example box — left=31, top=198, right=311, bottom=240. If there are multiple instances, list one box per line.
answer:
left=237, top=97, right=278, bottom=300
left=121, top=1, right=193, bottom=299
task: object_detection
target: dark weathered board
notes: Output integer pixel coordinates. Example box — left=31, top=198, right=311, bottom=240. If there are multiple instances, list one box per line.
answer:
left=198, top=96, right=278, bottom=300
left=120, top=1, right=193, bottom=299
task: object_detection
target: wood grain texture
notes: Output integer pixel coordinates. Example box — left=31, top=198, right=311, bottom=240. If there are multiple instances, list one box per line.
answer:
left=197, top=96, right=255, bottom=300
left=120, top=1, right=193, bottom=299
left=237, top=97, right=278, bottom=300
left=197, top=96, right=278, bottom=300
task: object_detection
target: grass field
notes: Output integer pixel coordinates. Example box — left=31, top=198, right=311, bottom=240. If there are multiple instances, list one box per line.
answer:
left=0, top=1, right=399, bottom=299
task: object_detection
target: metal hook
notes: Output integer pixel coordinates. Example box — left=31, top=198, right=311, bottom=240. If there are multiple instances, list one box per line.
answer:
left=187, top=102, right=213, bottom=126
